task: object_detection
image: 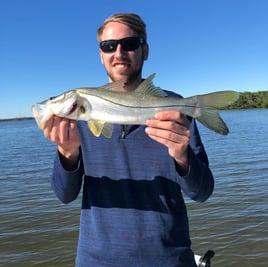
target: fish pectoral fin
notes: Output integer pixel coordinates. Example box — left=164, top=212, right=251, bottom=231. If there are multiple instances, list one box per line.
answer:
left=88, top=120, right=105, bottom=137
left=87, top=120, right=113, bottom=138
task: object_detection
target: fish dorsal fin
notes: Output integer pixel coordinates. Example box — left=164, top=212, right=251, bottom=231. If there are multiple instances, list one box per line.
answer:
left=135, top=74, right=168, bottom=97
left=87, top=120, right=113, bottom=138
left=100, top=73, right=168, bottom=97
left=101, top=80, right=127, bottom=92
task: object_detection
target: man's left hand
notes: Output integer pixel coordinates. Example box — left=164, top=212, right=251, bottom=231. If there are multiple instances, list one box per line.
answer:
left=145, top=110, right=191, bottom=175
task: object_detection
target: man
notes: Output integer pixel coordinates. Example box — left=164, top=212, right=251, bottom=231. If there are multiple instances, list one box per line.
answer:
left=44, top=13, right=214, bottom=267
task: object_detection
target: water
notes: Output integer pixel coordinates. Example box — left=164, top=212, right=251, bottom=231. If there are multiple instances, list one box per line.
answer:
left=0, top=110, right=267, bottom=266
left=188, top=109, right=268, bottom=266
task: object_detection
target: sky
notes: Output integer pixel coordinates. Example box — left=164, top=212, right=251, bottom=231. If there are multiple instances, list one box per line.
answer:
left=1, top=0, right=267, bottom=119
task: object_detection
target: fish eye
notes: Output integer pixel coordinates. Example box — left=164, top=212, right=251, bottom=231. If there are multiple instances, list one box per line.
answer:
left=80, top=106, right=86, bottom=113
left=49, top=96, right=56, bottom=100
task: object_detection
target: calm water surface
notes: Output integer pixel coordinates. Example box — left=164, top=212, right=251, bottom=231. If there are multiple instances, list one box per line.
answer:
left=0, top=109, right=267, bottom=266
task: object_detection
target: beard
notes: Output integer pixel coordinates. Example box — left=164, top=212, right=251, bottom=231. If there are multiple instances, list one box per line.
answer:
left=105, top=53, right=145, bottom=87
left=106, top=65, right=143, bottom=84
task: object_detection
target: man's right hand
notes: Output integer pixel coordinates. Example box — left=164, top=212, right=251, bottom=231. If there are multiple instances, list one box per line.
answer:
left=43, top=116, right=81, bottom=168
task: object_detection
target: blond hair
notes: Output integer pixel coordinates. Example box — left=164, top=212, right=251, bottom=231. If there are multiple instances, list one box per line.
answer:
left=97, top=13, right=147, bottom=42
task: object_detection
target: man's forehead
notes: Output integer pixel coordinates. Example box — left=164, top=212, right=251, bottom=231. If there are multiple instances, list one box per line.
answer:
left=101, top=22, right=135, bottom=40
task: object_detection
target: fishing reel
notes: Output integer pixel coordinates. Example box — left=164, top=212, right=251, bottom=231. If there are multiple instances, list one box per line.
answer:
left=195, top=250, right=215, bottom=267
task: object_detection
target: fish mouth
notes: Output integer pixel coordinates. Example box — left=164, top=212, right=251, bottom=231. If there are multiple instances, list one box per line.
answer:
left=67, top=101, right=78, bottom=115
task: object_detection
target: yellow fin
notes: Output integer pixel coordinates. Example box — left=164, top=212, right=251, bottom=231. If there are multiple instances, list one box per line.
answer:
left=197, top=90, right=240, bottom=108
left=87, top=120, right=113, bottom=138
left=190, top=91, right=240, bottom=135
left=101, top=123, right=114, bottom=138
left=197, top=108, right=229, bottom=135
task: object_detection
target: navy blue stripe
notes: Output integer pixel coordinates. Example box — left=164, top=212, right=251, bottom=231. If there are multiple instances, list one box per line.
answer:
left=82, top=176, right=183, bottom=213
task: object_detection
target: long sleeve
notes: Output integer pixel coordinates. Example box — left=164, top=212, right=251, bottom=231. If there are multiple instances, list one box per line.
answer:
left=177, top=119, right=214, bottom=202
left=51, top=151, right=84, bottom=204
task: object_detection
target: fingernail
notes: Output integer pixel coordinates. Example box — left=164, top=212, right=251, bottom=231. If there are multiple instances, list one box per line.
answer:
left=155, top=112, right=161, bottom=119
left=145, top=127, right=150, bottom=134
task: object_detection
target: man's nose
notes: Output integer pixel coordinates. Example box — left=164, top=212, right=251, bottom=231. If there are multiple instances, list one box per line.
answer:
left=114, top=43, right=126, bottom=56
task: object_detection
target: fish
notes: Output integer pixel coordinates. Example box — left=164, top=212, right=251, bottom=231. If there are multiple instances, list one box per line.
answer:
left=31, top=74, right=239, bottom=137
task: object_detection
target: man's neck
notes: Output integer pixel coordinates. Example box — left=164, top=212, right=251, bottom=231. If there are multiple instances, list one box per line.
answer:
left=122, top=78, right=143, bottom=92
left=108, top=73, right=143, bottom=92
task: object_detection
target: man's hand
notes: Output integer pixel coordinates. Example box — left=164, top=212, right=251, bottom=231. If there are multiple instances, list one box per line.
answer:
left=43, top=116, right=81, bottom=168
left=145, top=110, right=191, bottom=175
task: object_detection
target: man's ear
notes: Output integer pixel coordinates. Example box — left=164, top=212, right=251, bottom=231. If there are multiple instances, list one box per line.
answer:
left=143, top=43, right=149, bottom=61
left=100, top=49, right=104, bottom=64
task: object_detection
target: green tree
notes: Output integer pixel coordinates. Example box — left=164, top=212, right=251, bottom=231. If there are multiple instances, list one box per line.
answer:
left=225, top=91, right=268, bottom=109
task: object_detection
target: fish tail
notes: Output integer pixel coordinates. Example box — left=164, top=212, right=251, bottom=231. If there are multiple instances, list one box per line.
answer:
left=198, top=90, right=239, bottom=108
left=193, top=91, right=239, bottom=135
left=197, top=108, right=229, bottom=135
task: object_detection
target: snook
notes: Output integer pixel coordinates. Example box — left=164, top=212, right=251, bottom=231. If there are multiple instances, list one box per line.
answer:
left=32, top=74, right=239, bottom=137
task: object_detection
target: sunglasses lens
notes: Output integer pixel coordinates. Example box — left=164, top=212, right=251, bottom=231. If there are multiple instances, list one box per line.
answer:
left=100, top=37, right=144, bottom=53
left=121, top=37, right=140, bottom=51
left=100, top=40, right=117, bottom=53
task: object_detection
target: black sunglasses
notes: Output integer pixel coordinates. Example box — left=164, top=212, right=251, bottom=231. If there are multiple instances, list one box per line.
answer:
left=100, top=37, right=145, bottom=53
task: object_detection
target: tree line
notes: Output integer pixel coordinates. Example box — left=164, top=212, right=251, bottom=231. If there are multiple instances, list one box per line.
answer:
left=225, top=91, right=268, bottom=109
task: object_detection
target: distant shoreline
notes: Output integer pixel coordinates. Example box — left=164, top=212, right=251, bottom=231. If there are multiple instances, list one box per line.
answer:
left=0, top=117, right=34, bottom=122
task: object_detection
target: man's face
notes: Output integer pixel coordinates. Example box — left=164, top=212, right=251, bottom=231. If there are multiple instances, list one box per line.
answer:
left=99, top=22, right=148, bottom=85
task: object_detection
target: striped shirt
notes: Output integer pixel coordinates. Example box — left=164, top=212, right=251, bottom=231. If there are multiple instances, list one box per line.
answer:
left=51, top=91, right=214, bottom=267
